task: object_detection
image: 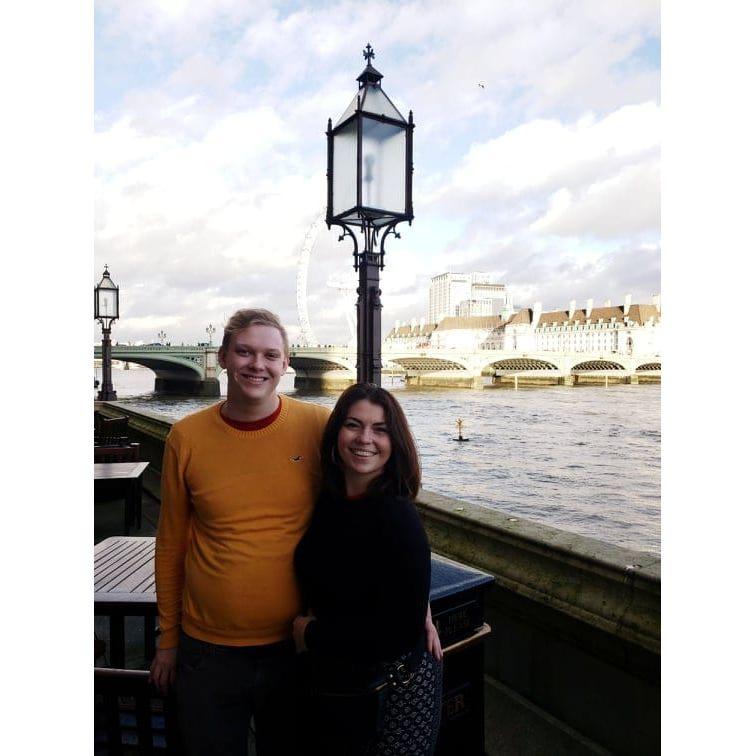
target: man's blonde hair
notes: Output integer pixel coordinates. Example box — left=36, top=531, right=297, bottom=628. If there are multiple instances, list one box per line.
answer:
left=220, top=309, right=290, bottom=357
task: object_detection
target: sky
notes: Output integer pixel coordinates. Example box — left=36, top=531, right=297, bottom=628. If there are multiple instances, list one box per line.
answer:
left=94, top=0, right=660, bottom=347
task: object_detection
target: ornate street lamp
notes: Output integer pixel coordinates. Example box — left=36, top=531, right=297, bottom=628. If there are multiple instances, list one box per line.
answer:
left=326, top=43, right=414, bottom=385
left=158, top=330, right=167, bottom=345
left=206, top=323, right=216, bottom=346
left=94, top=265, right=119, bottom=401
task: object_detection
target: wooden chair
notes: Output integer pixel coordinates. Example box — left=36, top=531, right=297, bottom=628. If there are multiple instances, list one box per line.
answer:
left=95, top=668, right=180, bottom=755
left=97, top=416, right=129, bottom=438
left=95, top=443, right=140, bottom=463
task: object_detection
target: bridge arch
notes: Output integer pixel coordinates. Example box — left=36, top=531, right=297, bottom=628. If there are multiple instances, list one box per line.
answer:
left=288, top=355, right=354, bottom=373
left=484, top=357, right=559, bottom=372
left=387, top=357, right=468, bottom=372
left=636, top=362, right=661, bottom=371
left=571, top=359, right=626, bottom=372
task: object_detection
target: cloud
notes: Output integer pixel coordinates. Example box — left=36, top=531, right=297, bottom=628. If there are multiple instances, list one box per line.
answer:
left=95, top=0, right=660, bottom=346
left=531, top=161, right=660, bottom=239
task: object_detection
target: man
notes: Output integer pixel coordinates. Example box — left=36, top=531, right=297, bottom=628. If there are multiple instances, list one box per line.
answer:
left=150, top=308, right=440, bottom=755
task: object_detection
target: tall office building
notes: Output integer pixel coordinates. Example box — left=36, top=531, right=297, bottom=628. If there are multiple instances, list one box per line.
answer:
left=427, top=272, right=510, bottom=323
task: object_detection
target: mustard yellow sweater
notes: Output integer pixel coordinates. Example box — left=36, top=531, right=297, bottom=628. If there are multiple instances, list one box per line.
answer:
left=155, top=395, right=330, bottom=648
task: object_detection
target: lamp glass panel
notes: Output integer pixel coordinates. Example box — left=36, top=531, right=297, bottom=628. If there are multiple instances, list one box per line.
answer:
left=98, top=289, right=118, bottom=318
left=335, top=92, right=360, bottom=128
left=332, top=120, right=358, bottom=216
left=360, top=117, right=405, bottom=214
left=360, top=86, right=405, bottom=123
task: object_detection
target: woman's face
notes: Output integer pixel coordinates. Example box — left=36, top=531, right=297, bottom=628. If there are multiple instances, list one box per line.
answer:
left=337, top=399, right=392, bottom=491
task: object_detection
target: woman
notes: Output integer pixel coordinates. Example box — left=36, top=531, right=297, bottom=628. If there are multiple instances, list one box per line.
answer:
left=293, top=383, right=443, bottom=755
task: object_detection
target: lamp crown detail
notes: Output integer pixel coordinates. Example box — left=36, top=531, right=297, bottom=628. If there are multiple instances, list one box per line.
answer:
left=357, top=43, right=383, bottom=87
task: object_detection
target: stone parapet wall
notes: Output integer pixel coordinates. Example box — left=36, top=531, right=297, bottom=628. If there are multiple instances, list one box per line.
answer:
left=415, top=488, right=660, bottom=754
left=414, top=488, right=659, bottom=653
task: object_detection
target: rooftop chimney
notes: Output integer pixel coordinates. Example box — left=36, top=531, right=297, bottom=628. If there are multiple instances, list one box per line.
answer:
left=568, top=299, right=576, bottom=319
left=532, top=301, right=542, bottom=329
left=586, top=298, right=594, bottom=318
left=652, top=293, right=661, bottom=313
left=623, top=293, right=632, bottom=316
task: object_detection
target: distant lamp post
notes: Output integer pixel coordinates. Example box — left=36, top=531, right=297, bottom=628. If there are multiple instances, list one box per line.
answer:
left=94, top=265, right=119, bottom=401
left=158, top=330, right=167, bottom=345
left=326, top=43, right=414, bottom=385
left=206, top=323, right=216, bottom=345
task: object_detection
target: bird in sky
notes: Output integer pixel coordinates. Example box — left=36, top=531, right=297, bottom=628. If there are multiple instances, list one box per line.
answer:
left=478, top=82, right=485, bottom=88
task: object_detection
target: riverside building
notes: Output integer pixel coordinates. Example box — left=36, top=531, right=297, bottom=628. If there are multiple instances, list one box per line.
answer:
left=427, top=272, right=512, bottom=324
left=386, top=293, right=661, bottom=357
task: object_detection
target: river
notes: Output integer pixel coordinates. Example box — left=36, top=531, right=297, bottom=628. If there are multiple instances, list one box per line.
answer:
left=101, top=365, right=661, bottom=555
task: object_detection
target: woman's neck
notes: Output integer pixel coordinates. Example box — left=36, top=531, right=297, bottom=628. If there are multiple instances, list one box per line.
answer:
left=343, top=470, right=382, bottom=498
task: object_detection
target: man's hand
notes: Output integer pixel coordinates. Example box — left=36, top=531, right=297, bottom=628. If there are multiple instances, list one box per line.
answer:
left=293, top=614, right=315, bottom=654
left=425, top=604, right=443, bottom=661
left=149, top=647, right=178, bottom=695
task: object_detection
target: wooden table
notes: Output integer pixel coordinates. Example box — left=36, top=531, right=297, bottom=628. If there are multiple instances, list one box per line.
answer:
left=94, top=461, right=149, bottom=535
left=95, top=536, right=157, bottom=668
left=94, top=536, right=492, bottom=668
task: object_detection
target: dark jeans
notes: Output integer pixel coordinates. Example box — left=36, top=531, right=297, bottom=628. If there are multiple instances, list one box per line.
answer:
left=176, top=630, right=299, bottom=756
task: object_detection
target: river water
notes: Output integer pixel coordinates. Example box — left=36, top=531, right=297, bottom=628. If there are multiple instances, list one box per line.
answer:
left=103, top=366, right=661, bottom=555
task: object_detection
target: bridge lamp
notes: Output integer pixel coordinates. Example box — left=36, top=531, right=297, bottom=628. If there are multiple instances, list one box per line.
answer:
left=94, top=265, right=119, bottom=401
left=326, top=43, right=414, bottom=385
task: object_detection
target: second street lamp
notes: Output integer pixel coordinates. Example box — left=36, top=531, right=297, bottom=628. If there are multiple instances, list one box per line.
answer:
left=326, top=43, right=414, bottom=385
left=94, top=265, right=120, bottom=401
left=206, top=323, right=216, bottom=346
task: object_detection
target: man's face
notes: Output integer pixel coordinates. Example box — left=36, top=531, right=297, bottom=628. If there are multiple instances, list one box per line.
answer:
left=218, top=325, right=289, bottom=406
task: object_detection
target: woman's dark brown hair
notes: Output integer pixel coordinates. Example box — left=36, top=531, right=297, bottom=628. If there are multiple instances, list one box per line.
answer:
left=321, top=383, right=421, bottom=500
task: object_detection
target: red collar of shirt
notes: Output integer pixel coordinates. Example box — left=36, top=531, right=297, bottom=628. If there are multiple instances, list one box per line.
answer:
left=219, top=397, right=282, bottom=431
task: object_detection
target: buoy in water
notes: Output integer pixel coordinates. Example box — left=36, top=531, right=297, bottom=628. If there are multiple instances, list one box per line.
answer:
left=453, top=417, right=469, bottom=442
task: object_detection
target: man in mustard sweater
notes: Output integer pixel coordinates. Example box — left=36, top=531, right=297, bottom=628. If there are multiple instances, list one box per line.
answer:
left=149, top=309, right=330, bottom=755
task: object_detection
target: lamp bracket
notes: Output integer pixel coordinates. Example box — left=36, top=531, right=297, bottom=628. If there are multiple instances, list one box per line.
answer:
left=332, top=217, right=405, bottom=272
left=332, top=223, right=360, bottom=270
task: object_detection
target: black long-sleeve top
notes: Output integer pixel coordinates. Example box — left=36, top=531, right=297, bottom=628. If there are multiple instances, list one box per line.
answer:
left=294, top=492, right=430, bottom=664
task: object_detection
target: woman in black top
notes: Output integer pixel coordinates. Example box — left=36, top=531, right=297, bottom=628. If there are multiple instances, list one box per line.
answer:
left=293, top=383, right=443, bottom=755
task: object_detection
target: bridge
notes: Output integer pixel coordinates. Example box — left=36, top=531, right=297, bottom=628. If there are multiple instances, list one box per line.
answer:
left=94, top=344, right=221, bottom=396
left=289, top=345, right=661, bottom=389
left=95, top=342, right=661, bottom=395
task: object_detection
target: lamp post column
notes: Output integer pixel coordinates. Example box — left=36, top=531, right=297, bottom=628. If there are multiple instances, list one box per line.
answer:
left=98, top=325, right=117, bottom=401
left=356, top=241, right=383, bottom=385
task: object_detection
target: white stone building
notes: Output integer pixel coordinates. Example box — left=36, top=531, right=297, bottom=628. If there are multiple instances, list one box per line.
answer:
left=427, top=272, right=510, bottom=324
left=481, top=294, right=661, bottom=356
left=387, top=293, right=662, bottom=357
